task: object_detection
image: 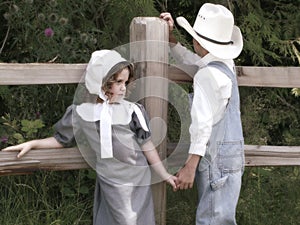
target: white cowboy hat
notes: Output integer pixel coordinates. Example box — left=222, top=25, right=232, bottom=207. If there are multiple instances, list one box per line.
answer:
left=176, top=3, right=243, bottom=59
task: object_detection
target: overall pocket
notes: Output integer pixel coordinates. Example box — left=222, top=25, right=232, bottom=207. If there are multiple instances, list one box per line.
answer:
left=217, top=140, right=244, bottom=173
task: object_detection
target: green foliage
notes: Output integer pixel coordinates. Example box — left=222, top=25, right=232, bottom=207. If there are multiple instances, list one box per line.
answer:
left=20, top=119, right=45, bottom=137
left=240, top=87, right=300, bottom=146
left=0, top=84, right=76, bottom=123
left=161, top=0, right=300, bottom=66
left=232, top=0, right=300, bottom=66
left=0, top=0, right=158, bottom=63
left=292, top=88, right=300, bottom=97
left=1, top=113, right=46, bottom=147
left=2, top=0, right=96, bottom=63
left=1, top=0, right=299, bottom=65
left=102, top=0, right=158, bottom=47
left=0, top=84, right=76, bottom=149
left=237, top=167, right=300, bottom=225
left=167, top=83, right=192, bottom=142
left=166, top=185, right=198, bottom=224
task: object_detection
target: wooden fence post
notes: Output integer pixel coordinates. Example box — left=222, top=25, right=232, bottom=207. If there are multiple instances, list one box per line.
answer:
left=129, top=17, right=169, bottom=225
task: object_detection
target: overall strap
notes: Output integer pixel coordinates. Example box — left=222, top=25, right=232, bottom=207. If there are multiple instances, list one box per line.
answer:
left=207, top=61, right=235, bottom=80
left=199, top=61, right=238, bottom=170
left=208, top=61, right=243, bottom=142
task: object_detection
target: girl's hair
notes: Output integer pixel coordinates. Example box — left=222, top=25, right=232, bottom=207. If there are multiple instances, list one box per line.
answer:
left=97, top=61, right=134, bottom=103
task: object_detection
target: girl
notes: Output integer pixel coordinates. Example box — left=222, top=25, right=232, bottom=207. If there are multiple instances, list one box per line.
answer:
left=2, top=50, right=177, bottom=225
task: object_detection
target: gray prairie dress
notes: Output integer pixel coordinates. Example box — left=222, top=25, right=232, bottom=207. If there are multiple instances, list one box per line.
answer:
left=53, top=100, right=156, bottom=225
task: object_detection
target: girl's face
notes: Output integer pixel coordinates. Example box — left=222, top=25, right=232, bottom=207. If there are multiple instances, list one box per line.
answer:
left=107, top=67, right=130, bottom=103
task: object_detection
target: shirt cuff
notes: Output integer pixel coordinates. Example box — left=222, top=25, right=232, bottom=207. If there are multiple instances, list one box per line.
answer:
left=188, top=142, right=206, bottom=156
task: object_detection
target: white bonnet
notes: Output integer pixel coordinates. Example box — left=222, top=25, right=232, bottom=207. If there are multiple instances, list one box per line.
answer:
left=85, top=50, right=128, bottom=99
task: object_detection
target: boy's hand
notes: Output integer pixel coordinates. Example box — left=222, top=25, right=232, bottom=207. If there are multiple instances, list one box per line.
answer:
left=175, top=154, right=200, bottom=190
left=159, top=12, right=175, bottom=32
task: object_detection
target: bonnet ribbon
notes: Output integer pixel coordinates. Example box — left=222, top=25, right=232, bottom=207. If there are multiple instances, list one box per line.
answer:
left=99, top=100, right=113, bottom=158
left=97, top=99, right=150, bottom=159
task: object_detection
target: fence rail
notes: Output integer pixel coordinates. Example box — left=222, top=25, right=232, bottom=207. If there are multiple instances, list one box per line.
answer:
left=1, top=143, right=300, bottom=176
left=1, top=63, right=300, bottom=87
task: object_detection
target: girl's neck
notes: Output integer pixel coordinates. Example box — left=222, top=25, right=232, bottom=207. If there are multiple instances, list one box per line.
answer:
left=96, top=97, right=122, bottom=104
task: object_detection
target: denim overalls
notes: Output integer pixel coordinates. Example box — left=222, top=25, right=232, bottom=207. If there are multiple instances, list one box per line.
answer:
left=195, top=61, right=245, bottom=225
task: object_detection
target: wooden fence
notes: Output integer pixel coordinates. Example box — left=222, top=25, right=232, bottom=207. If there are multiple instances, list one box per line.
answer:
left=0, top=18, right=300, bottom=225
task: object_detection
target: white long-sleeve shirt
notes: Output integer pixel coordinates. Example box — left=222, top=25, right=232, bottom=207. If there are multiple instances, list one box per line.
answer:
left=171, top=43, right=234, bottom=156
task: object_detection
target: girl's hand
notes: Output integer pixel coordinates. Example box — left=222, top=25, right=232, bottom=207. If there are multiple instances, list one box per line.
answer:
left=1, top=137, right=63, bottom=158
left=2, top=141, right=34, bottom=158
left=165, top=174, right=178, bottom=192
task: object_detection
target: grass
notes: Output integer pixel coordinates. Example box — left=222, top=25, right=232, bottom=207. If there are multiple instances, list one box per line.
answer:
left=0, top=170, right=94, bottom=225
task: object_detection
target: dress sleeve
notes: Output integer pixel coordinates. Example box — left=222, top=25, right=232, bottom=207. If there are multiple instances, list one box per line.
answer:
left=130, top=103, right=151, bottom=145
left=53, top=105, right=76, bottom=148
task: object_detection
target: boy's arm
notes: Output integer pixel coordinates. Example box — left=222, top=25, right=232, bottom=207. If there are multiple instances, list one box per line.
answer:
left=160, top=12, right=202, bottom=65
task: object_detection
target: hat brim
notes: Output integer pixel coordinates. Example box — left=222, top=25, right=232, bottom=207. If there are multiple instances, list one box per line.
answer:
left=176, top=16, right=243, bottom=59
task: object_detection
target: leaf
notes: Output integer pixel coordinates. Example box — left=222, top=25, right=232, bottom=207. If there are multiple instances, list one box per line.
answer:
left=62, top=187, right=75, bottom=196
left=79, top=186, right=89, bottom=195
left=12, top=133, right=24, bottom=143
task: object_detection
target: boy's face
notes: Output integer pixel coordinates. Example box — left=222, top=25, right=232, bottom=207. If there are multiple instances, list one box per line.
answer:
left=107, top=67, right=130, bottom=103
left=193, top=38, right=208, bottom=57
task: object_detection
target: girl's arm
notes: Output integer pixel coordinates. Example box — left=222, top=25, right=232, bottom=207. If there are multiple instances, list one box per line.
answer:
left=142, top=140, right=177, bottom=191
left=1, top=137, right=63, bottom=158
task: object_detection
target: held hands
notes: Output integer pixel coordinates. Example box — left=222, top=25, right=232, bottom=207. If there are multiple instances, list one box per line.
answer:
left=162, top=163, right=197, bottom=192
left=174, top=154, right=201, bottom=191
left=165, top=165, right=195, bottom=192
left=165, top=174, right=178, bottom=192
left=175, top=164, right=196, bottom=190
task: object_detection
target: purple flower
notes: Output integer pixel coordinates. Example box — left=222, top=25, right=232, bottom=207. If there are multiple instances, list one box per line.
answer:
left=0, top=136, right=8, bottom=143
left=44, top=28, right=54, bottom=37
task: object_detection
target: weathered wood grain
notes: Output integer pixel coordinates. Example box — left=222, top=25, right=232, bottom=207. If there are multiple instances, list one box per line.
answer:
left=1, top=144, right=300, bottom=176
left=0, top=147, right=89, bottom=176
left=0, top=63, right=300, bottom=88
left=1, top=64, right=299, bottom=87
left=0, top=63, right=86, bottom=85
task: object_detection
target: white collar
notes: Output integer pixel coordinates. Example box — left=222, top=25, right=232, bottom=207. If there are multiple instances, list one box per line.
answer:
left=75, top=100, right=149, bottom=159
